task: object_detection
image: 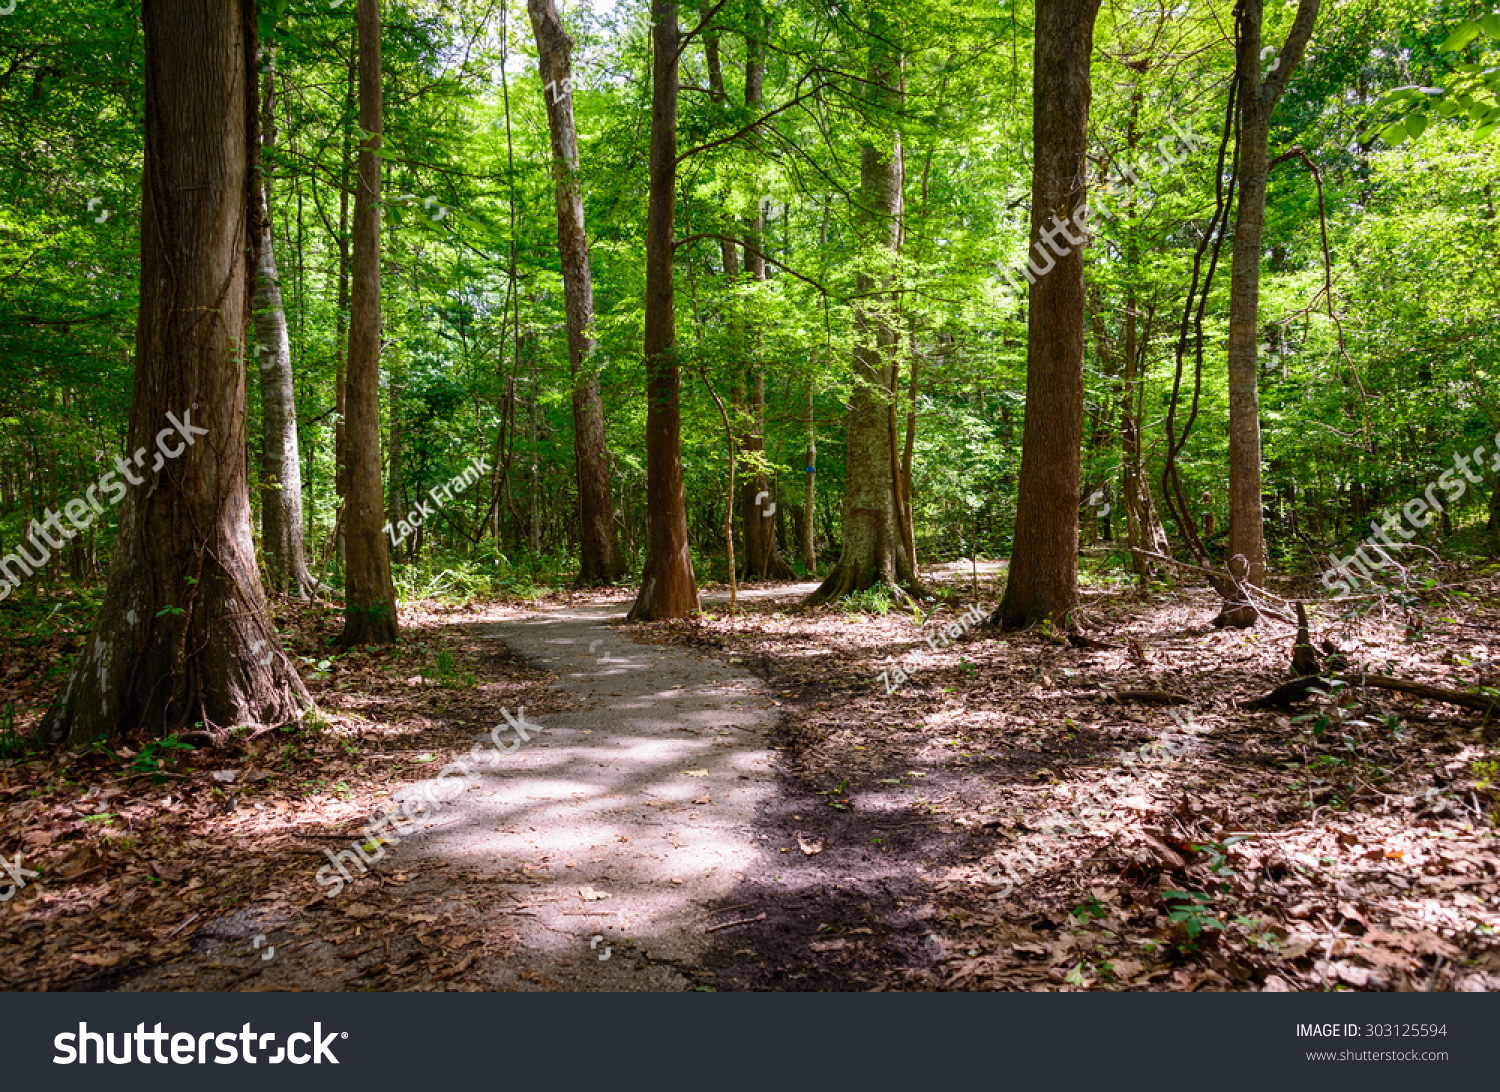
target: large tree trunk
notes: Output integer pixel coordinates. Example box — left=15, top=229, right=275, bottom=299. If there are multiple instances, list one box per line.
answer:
left=627, top=0, right=700, bottom=621
left=341, top=0, right=398, bottom=645
left=996, top=0, right=1101, bottom=630
left=254, top=59, right=316, bottom=600
left=805, top=12, right=921, bottom=606
left=43, top=0, right=310, bottom=746
left=1224, top=0, right=1319, bottom=606
left=528, top=0, right=624, bottom=586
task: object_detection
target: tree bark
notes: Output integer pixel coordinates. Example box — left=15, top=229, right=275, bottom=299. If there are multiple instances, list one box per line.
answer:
left=334, top=41, right=355, bottom=565
left=1112, top=78, right=1172, bottom=582
left=528, top=0, right=624, bottom=586
left=254, top=58, right=316, bottom=599
left=1225, top=0, right=1319, bottom=598
left=732, top=5, right=793, bottom=581
left=804, top=12, right=921, bottom=606
left=43, top=0, right=310, bottom=745
left=997, top=0, right=1101, bottom=630
left=341, top=0, right=398, bottom=646
left=802, top=379, right=817, bottom=573
left=627, top=0, right=700, bottom=621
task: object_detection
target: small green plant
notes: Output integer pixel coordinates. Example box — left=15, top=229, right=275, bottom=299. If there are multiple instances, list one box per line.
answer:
left=1163, top=890, right=1223, bottom=948
left=0, top=701, right=23, bottom=760
left=299, top=655, right=334, bottom=680
left=1233, top=915, right=1282, bottom=951
left=130, top=735, right=195, bottom=779
left=1071, top=896, right=1107, bottom=923
left=431, top=649, right=476, bottom=688
left=1191, top=836, right=1248, bottom=879
left=841, top=585, right=895, bottom=616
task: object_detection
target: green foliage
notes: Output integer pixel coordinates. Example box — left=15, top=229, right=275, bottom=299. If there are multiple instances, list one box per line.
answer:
left=1163, top=890, right=1224, bottom=948
left=129, top=735, right=195, bottom=780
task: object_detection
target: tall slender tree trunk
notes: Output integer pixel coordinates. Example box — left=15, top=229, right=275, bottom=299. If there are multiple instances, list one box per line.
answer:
left=805, top=11, right=921, bottom=606
left=334, top=42, right=355, bottom=566
left=1224, top=0, right=1319, bottom=608
left=802, top=379, right=817, bottom=573
left=341, top=0, right=398, bottom=645
left=528, top=0, right=624, bottom=586
left=627, top=0, right=700, bottom=621
left=1112, top=78, right=1171, bottom=582
left=736, top=4, right=791, bottom=581
left=43, top=0, right=309, bottom=745
left=996, top=0, right=1101, bottom=630
left=254, top=58, right=316, bottom=599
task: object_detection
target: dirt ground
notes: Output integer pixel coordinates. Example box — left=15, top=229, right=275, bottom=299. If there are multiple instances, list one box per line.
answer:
left=1, top=560, right=1497, bottom=991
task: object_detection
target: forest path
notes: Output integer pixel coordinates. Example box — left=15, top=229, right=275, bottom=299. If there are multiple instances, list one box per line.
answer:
left=379, top=588, right=804, bottom=989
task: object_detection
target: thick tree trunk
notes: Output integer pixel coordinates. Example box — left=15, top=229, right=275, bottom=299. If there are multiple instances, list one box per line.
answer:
left=341, top=0, right=398, bottom=645
left=627, top=0, right=700, bottom=621
left=530, top=0, right=624, bottom=586
left=997, top=0, right=1101, bottom=630
left=254, top=60, right=316, bottom=600
left=805, top=13, right=921, bottom=606
left=43, top=0, right=310, bottom=746
left=1223, top=0, right=1319, bottom=612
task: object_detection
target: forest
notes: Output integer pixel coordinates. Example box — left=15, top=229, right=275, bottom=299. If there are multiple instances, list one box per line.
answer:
left=0, top=0, right=1497, bottom=995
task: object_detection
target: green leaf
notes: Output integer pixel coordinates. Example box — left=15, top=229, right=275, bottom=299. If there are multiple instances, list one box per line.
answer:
left=1379, top=119, right=1410, bottom=144
left=1440, top=21, right=1482, bottom=52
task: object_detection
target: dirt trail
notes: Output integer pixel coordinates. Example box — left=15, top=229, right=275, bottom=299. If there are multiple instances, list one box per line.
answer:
left=385, top=596, right=785, bottom=988
left=120, top=593, right=788, bottom=991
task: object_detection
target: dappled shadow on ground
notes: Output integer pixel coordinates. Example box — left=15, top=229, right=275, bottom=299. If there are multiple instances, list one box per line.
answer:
left=656, top=566, right=1500, bottom=991
left=4, top=564, right=1498, bottom=993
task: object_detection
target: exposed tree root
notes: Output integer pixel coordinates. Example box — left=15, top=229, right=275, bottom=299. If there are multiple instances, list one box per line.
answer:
left=1242, top=672, right=1500, bottom=717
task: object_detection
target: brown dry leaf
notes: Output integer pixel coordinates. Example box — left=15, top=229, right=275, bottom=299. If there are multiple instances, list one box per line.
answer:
left=343, top=903, right=378, bottom=920
left=1137, top=831, right=1187, bottom=871
left=796, top=831, right=826, bottom=856
left=149, top=860, right=184, bottom=882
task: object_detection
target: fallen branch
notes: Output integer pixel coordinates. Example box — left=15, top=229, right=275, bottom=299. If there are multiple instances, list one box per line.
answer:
left=1241, top=673, right=1500, bottom=717
left=705, top=912, right=767, bottom=934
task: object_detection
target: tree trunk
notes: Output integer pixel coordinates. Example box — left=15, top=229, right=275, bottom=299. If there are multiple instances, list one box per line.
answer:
left=1224, top=0, right=1319, bottom=605
left=529, top=0, right=623, bottom=586
left=732, top=6, right=793, bottom=582
left=627, top=0, right=700, bottom=621
left=802, top=379, right=817, bottom=573
left=334, top=41, right=355, bottom=566
left=254, top=59, right=316, bottom=600
left=1113, top=76, right=1172, bottom=582
left=341, top=0, right=398, bottom=646
left=805, top=12, right=921, bottom=606
left=43, top=0, right=310, bottom=746
left=996, top=0, right=1101, bottom=630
